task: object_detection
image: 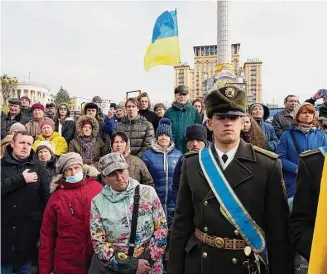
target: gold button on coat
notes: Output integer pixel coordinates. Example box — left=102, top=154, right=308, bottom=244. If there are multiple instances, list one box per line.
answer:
left=203, top=201, right=208, bottom=206
left=204, top=226, right=208, bottom=232
left=202, top=252, right=208, bottom=258
left=232, top=258, right=237, bottom=264
left=234, top=230, right=239, bottom=236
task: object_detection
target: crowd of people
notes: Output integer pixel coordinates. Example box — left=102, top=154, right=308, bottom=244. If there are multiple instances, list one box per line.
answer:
left=1, top=86, right=327, bottom=274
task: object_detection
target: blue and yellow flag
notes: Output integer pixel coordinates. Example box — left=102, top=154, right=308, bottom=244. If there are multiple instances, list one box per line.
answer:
left=144, top=10, right=181, bottom=72
left=308, top=146, right=327, bottom=273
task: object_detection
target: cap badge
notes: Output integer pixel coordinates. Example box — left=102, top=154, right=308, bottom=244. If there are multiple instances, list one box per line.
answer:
left=225, top=87, right=235, bottom=98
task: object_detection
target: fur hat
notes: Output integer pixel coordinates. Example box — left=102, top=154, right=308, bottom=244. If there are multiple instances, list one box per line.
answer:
left=76, top=115, right=99, bottom=136
left=31, top=103, right=45, bottom=112
left=56, top=152, right=83, bottom=174
left=156, top=118, right=173, bottom=139
left=83, top=102, right=99, bottom=115
left=205, top=86, right=246, bottom=118
left=36, top=140, right=55, bottom=155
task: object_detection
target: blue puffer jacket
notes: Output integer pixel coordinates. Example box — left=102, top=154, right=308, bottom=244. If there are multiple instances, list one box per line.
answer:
left=142, top=141, right=182, bottom=226
left=276, top=125, right=327, bottom=198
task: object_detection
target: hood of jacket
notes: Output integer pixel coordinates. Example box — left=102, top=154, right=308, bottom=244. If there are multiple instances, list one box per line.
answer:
left=76, top=115, right=99, bottom=137
left=49, top=164, right=100, bottom=193
left=151, top=139, right=175, bottom=154
left=100, top=177, right=139, bottom=203
left=171, top=101, right=192, bottom=111
left=120, top=114, right=147, bottom=124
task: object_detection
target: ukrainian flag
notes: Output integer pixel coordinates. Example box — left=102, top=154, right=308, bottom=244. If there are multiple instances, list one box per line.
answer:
left=144, top=10, right=181, bottom=72
left=308, top=146, right=327, bottom=274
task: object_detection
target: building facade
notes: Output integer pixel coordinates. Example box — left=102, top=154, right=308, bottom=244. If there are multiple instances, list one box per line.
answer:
left=243, top=59, right=263, bottom=105
left=69, top=96, right=91, bottom=112
left=2, top=82, right=52, bottom=106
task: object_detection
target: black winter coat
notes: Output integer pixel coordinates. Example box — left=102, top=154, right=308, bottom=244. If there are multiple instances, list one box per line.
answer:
left=289, top=149, right=324, bottom=260
left=54, top=118, right=76, bottom=144
left=1, top=146, right=51, bottom=265
left=40, top=156, right=58, bottom=180
left=139, top=109, right=159, bottom=131
left=1, top=112, right=29, bottom=140
left=20, top=108, right=33, bottom=120
left=168, top=140, right=293, bottom=274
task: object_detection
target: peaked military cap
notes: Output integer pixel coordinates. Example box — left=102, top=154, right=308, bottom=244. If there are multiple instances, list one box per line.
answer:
left=205, top=86, right=246, bottom=118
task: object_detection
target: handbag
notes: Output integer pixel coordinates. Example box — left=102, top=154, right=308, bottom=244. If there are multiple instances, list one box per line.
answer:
left=89, top=185, right=141, bottom=274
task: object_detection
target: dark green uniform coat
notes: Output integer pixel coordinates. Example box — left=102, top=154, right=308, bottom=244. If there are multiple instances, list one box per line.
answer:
left=289, top=149, right=324, bottom=261
left=168, top=140, right=293, bottom=274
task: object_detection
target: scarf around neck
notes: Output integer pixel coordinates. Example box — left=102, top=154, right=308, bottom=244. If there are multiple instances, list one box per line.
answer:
left=296, top=123, right=314, bottom=133
left=77, top=135, right=96, bottom=160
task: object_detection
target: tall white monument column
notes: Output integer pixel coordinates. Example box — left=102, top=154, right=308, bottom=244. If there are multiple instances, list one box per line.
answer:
left=217, top=1, right=229, bottom=64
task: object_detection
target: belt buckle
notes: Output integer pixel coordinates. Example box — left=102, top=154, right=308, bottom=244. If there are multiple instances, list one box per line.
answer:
left=214, top=237, right=224, bottom=249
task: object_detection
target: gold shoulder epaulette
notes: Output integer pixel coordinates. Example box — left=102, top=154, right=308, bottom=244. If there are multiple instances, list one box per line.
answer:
left=300, top=149, right=320, bottom=157
left=253, top=146, right=278, bottom=159
left=184, top=150, right=199, bottom=157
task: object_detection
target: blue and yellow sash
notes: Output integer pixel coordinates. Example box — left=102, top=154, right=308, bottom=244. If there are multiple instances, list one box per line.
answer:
left=199, top=147, right=266, bottom=253
left=319, top=146, right=327, bottom=155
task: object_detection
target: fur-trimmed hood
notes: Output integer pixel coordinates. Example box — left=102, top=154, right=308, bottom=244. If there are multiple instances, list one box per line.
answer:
left=49, top=164, right=100, bottom=193
left=76, top=115, right=99, bottom=137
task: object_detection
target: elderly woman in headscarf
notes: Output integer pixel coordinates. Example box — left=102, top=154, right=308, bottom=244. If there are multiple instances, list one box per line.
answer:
left=89, top=152, right=167, bottom=274
left=69, top=115, right=110, bottom=167
left=111, top=131, right=153, bottom=187
left=38, top=152, right=103, bottom=274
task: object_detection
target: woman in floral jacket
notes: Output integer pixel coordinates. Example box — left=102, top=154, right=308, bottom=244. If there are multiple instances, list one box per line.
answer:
left=90, top=152, right=168, bottom=274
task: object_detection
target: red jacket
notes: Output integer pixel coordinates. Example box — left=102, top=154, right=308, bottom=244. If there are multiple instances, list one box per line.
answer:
left=39, top=166, right=103, bottom=274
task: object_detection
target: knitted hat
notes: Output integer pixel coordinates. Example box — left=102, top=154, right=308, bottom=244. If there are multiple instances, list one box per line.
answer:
left=9, top=122, right=26, bottom=133
left=154, top=103, right=167, bottom=112
left=186, top=124, right=207, bottom=144
left=36, top=140, right=55, bottom=155
left=293, top=102, right=316, bottom=120
left=81, top=120, right=92, bottom=128
left=156, top=118, right=173, bottom=139
left=40, top=120, right=55, bottom=130
left=98, top=152, right=129, bottom=176
left=20, top=96, right=31, bottom=103
left=56, top=152, right=83, bottom=174
left=31, top=103, right=45, bottom=112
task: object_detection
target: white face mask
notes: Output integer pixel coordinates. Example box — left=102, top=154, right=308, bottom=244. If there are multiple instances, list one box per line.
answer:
left=65, top=172, right=84, bottom=184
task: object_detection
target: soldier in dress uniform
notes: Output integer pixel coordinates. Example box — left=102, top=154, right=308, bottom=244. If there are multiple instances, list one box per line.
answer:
left=289, top=147, right=326, bottom=261
left=168, top=86, right=293, bottom=274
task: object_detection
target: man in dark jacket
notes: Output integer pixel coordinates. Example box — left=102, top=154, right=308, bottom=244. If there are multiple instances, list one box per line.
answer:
left=168, top=86, right=293, bottom=274
left=289, top=147, right=326, bottom=261
left=1, top=98, right=29, bottom=140
left=45, top=103, right=56, bottom=120
left=1, top=132, right=50, bottom=273
left=83, top=102, right=110, bottom=144
left=272, top=95, right=298, bottom=138
left=20, top=96, right=33, bottom=120
left=164, top=85, right=202, bottom=153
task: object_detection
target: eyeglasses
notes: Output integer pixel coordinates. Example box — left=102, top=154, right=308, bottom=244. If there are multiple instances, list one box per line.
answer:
left=59, top=107, right=67, bottom=110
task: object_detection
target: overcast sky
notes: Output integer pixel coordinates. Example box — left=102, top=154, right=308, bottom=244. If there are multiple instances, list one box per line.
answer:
left=1, top=1, right=326, bottom=106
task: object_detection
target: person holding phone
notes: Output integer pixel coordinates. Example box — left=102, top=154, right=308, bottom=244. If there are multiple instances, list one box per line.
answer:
left=305, top=89, right=327, bottom=119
